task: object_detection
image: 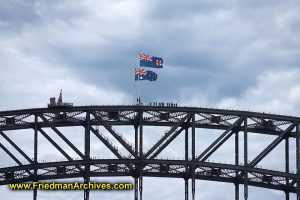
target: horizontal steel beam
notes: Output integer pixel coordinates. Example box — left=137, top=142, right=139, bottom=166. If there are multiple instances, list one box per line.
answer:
left=1, top=105, right=300, bottom=122
left=1, top=105, right=300, bottom=197
left=0, top=159, right=298, bottom=179
left=0, top=159, right=298, bottom=193
left=1, top=120, right=298, bottom=138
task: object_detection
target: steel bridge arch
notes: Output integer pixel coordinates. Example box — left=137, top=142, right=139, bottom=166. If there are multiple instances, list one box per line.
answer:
left=0, top=105, right=299, bottom=200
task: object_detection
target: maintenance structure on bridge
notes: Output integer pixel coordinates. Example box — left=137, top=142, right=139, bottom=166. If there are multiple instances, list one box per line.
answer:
left=0, top=105, right=300, bottom=200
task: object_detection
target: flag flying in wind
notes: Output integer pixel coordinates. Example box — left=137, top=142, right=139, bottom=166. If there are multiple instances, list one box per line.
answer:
left=135, top=68, right=157, bottom=81
left=140, top=54, right=163, bottom=68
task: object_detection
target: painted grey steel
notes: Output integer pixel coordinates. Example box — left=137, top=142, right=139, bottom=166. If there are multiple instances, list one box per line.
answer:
left=0, top=105, right=299, bottom=200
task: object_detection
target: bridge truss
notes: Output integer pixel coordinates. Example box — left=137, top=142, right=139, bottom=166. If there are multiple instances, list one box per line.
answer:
left=0, top=105, right=299, bottom=200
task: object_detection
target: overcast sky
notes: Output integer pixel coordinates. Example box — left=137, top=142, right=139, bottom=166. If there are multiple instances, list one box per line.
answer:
left=0, top=0, right=300, bottom=199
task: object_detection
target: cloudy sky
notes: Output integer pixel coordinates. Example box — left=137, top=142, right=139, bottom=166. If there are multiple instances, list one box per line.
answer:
left=0, top=0, right=300, bottom=199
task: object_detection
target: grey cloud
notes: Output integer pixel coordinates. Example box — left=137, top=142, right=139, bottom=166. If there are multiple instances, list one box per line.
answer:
left=0, top=0, right=40, bottom=31
left=147, top=0, right=234, bottom=19
left=1, top=0, right=300, bottom=199
left=3, top=0, right=298, bottom=102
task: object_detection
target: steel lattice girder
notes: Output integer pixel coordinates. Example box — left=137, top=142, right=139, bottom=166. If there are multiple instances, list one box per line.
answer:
left=0, top=106, right=299, bottom=138
left=0, top=159, right=297, bottom=192
left=0, top=105, right=299, bottom=195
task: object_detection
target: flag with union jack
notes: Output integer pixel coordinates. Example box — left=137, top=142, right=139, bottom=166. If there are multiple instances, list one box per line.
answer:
left=134, top=68, right=157, bottom=81
left=140, top=54, right=163, bottom=68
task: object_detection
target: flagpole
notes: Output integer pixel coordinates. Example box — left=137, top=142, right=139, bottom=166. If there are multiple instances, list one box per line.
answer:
left=133, top=69, right=136, bottom=105
left=137, top=54, right=140, bottom=105
left=138, top=64, right=140, bottom=105
left=135, top=53, right=162, bottom=105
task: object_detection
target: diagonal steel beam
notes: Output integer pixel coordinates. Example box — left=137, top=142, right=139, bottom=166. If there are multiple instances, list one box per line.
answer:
left=195, top=117, right=244, bottom=161
left=0, top=131, right=33, bottom=164
left=38, top=128, right=84, bottom=173
left=144, top=114, right=191, bottom=159
left=38, top=128, right=74, bottom=161
left=89, top=126, right=133, bottom=171
left=249, top=123, right=296, bottom=167
left=200, top=129, right=236, bottom=162
left=39, top=114, right=85, bottom=159
left=90, top=126, right=124, bottom=160
left=0, top=142, right=24, bottom=166
left=150, top=116, right=192, bottom=159
left=0, top=142, right=32, bottom=176
left=91, top=111, right=137, bottom=158
left=149, top=127, right=185, bottom=159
